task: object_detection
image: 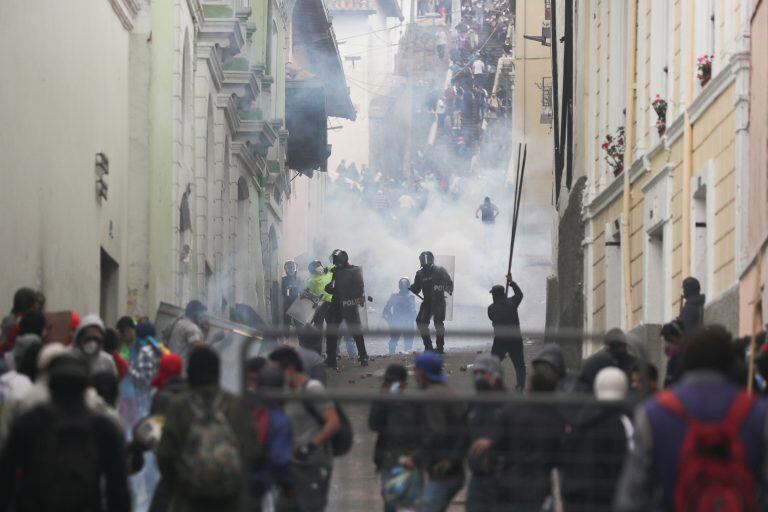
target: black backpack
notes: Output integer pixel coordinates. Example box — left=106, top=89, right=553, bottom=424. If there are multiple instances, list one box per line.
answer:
left=303, top=388, right=354, bottom=457
left=29, top=408, right=103, bottom=512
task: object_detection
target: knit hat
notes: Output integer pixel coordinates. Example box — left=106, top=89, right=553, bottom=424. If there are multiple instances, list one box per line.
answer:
left=473, top=354, right=503, bottom=380
left=594, top=367, right=628, bottom=401
left=135, top=320, right=156, bottom=340
left=604, top=328, right=627, bottom=346
left=151, top=352, right=183, bottom=388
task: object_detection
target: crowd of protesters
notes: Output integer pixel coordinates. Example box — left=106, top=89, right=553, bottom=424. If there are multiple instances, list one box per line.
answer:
left=2, top=273, right=768, bottom=512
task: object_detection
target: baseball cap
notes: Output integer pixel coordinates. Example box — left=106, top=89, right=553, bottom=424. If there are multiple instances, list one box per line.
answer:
left=489, top=285, right=505, bottom=295
left=415, top=351, right=446, bottom=383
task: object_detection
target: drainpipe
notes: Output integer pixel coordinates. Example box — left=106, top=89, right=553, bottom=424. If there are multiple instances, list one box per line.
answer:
left=681, top=0, right=695, bottom=280
left=621, top=0, right=638, bottom=328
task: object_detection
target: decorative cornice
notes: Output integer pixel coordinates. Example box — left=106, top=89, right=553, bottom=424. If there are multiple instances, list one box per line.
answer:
left=198, top=19, right=245, bottom=60
left=197, top=43, right=225, bottom=91
left=688, top=54, right=737, bottom=125
left=665, top=112, right=685, bottom=146
left=640, top=163, right=673, bottom=194
left=232, top=140, right=267, bottom=182
left=186, top=0, right=204, bottom=26
left=108, top=0, right=137, bottom=30
left=222, top=68, right=261, bottom=103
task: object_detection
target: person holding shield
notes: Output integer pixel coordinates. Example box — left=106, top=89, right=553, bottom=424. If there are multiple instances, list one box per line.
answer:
left=410, top=251, right=453, bottom=354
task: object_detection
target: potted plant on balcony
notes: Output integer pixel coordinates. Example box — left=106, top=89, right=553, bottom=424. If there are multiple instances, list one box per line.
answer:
left=601, top=126, right=625, bottom=177
left=652, top=94, right=667, bottom=136
left=697, top=54, right=714, bottom=87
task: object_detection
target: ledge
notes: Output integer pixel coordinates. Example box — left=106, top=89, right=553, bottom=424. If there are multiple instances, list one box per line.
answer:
left=222, top=66, right=262, bottom=103
left=232, top=140, right=267, bottom=185
left=198, top=18, right=245, bottom=59
left=584, top=156, right=648, bottom=220
left=197, top=42, right=225, bottom=91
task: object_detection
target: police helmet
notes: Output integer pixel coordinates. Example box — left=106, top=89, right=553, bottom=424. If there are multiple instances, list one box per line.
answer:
left=419, top=251, right=435, bottom=268
left=331, top=249, right=349, bottom=267
left=308, top=260, right=324, bottom=275
left=284, top=260, right=298, bottom=274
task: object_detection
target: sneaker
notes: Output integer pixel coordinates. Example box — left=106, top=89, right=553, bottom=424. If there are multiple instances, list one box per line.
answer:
left=435, top=347, right=445, bottom=355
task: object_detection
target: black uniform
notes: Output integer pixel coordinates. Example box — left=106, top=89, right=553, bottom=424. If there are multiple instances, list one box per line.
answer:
left=487, top=281, right=525, bottom=391
left=411, top=265, right=453, bottom=351
left=324, top=264, right=368, bottom=365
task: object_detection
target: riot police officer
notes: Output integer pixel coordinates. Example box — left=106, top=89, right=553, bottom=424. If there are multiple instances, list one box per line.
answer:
left=383, top=278, right=417, bottom=354
left=410, top=251, right=453, bottom=353
left=281, top=260, right=303, bottom=328
left=324, top=249, right=369, bottom=368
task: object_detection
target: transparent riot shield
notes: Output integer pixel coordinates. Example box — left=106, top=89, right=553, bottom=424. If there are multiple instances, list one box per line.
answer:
left=286, top=291, right=324, bottom=325
left=435, top=255, right=455, bottom=321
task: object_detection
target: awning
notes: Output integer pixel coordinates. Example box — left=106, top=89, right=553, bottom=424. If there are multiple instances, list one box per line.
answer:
left=285, top=79, right=331, bottom=173
left=291, top=0, right=356, bottom=120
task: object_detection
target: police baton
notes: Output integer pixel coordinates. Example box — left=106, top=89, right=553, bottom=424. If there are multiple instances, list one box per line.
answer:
left=409, top=290, right=425, bottom=301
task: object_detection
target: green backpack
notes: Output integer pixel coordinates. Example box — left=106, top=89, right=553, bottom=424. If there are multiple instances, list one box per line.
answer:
left=177, top=394, right=244, bottom=498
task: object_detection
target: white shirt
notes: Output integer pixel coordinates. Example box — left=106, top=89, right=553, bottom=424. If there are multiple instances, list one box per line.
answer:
left=436, top=31, right=447, bottom=45
left=472, top=59, right=485, bottom=75
left=436, top=98, right=446, bottom=114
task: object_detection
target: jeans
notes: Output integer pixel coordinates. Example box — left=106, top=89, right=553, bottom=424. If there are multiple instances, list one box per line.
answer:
left=419, top=477, right=464, bottom=512
left=388, top=332, right=414, bottom=354
left=465, top=475, right=497, bottom=512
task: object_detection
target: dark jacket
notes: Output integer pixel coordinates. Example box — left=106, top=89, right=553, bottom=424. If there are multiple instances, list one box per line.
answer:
left=410, top=265, right=453, bottom=304
left=0, top=404, right=131, bottom=512
left=467, top=399, right=503, bottom=475
left=413, top=384, right=467, bottom=479
left=493, top=402, right=563, bottom=511
left=559, top=405, right=629, bottom=512
left=615, top=372, right=768, bottom=512
left=150, top=377, right=188, bottom=415
left=368, top=398, right=421, bottom=471
left=487, top=281, right=523, bottom=337
left=579, top=349, right=637, bottom=391
left=679, top=294, right=705, bottom=333
left=156, top=385, right=261, bottom=512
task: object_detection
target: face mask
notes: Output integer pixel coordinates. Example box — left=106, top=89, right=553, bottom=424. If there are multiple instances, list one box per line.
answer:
left=82, top=340, right=100, bottom=356
left=473, top=374, right=492, bottom=392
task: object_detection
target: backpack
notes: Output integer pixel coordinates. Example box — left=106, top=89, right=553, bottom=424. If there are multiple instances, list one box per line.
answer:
left=30, top=408, right=102, bottom=512
left=303, top=382, right=354, bottom=457
left=657, top=390, right=758, bottom=512
left=177, top=393, right=244, bottom=498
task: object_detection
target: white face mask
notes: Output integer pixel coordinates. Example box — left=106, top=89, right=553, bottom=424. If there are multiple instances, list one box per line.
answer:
left=82, top=340, right=100, bottom=356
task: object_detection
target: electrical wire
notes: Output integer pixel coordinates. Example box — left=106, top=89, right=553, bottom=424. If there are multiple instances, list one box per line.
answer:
left=336, top=23, right=405, bottom=42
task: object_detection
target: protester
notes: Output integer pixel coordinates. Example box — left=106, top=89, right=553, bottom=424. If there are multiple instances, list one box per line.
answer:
left=120, top=319, right=162, bottom=432
left=0, top=287, right=41, bottom=358
left=0, top=352, right=131, bottom=512
left=270, top=346, right=340, bottom=511
left=466, top=355, right=504, bottom=512
left=0, top=334, right=40, bottom=413
left=630, top=362, right=659, bottom=394
left=488, top=275, right=526, bottom=391
left=494, top=350, right=564, bottom=511
left=71, top=314, right=118, bottom=377
left=282, top=260, right=303, bottom=328
left=157, top=346, right=258, bottom=512
left=579, top=328, right=637, bottom=390
left=559, top=367, right=630, bottom=512
left=164, top=299, right=212, bottom=364
left=401, top=352, right=466, bottom=512
left=17, top=309, right=49, bottom=340
left=247, top=361, right=293, bottom=511
left=369, top=364, right=421, bottom=512
left=678, top=276, right=705, bottom=333
left=660, top=319, right=686, bottom=387
left=104, top=327, right=129, bottom=380
left=615, top=325, right=768, bottom=511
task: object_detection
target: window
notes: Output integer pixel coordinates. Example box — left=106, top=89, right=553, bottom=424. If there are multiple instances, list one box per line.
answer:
left=604, top=219, right=623, bottom=329
left=691, top=176, right=709, bottom=295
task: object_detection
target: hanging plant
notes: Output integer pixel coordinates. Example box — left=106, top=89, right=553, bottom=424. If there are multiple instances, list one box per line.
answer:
left=697, top=54, right=714, bottom=87
left=601, top=126, right=625, bottom=177
left=652, top=94, right=667, bottom=136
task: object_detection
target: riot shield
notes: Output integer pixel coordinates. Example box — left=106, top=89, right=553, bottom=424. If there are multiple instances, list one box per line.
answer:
left=435, top=255, right=455, bottom=321
left=286, top=290, right=324, bottom=325
left=333, top=265, right=368, bottom=329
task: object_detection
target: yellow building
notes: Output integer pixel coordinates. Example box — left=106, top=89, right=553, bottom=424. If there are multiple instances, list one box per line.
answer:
left=577, top=0, right=750, bottom=363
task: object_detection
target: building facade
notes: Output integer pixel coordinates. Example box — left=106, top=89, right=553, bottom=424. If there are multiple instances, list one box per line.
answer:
left=573, top=0, right=750, bottom=365
left=740, top=0, right=768, bottom=336
left=0, top=0, right=351, bottom=327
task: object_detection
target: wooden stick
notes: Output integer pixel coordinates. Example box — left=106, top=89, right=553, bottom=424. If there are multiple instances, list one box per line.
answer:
left=506, top=142, right=523, bottom=293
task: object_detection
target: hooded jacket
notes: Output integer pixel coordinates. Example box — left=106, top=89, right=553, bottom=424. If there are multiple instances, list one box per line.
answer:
left=679, top=294, right=705, bottom=333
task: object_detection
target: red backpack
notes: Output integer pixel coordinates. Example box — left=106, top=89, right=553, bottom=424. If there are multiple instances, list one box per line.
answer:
left=657, top=390, right=757, bottom=512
